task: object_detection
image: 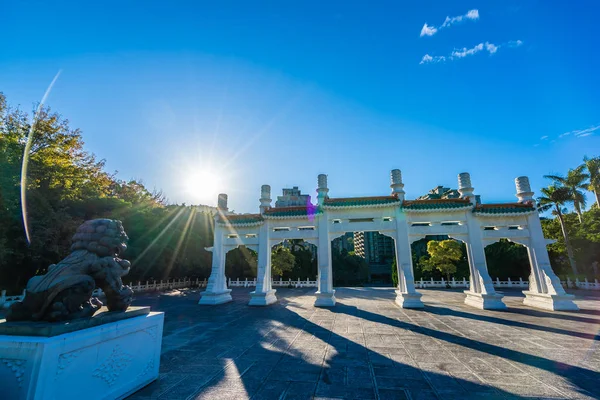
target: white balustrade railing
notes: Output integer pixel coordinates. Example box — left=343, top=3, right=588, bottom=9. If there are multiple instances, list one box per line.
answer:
left=2, top=276, right=599, bottom=310
left=0, top=277, right=209, bottom=309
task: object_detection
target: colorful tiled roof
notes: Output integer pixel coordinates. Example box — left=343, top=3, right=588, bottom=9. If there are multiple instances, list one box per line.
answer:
left=402, top=199, right=472, bottom=211
left=323, top=195, right=401, bottom=209
left=217, top=213, right=264, bottom=225
left=263, top=206, right=322, bottom=219
left=473, top=203, right=535, bottom=215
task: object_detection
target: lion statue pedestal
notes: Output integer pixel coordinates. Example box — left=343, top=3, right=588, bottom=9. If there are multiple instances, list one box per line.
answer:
left=0, top=219, right=164, bottom=400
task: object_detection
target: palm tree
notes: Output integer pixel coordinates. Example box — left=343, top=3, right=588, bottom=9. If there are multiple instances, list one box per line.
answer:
left=583, top=156, right=600, bottom=207
left=544, top=165, right=589, bottom=223
left=537, top=185, right=578, bottom=276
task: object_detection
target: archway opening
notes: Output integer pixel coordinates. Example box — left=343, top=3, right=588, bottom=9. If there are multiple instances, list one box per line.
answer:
left=484, top=239, right=530, bottom=281
left=272, top=239, right=318, bottom=281
left=331, top=231, right=393, bottom=286
left=407, top=235, right=469, bottom=284
left=225, top=246, right=257, bottom=281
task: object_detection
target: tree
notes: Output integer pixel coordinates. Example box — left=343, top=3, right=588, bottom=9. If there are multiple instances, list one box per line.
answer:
left=538, top=185, right=578, bottom=276
left=583, top=155, right=600, bottom=207
left=419, top=240, right=462, bottom=281
left=271, top=246, right=295, bottom=278
left=391, top=258, right=398, bottom=287
left=545, top=166, right=589, bottom=223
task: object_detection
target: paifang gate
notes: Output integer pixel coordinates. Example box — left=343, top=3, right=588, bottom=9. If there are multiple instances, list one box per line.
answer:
left=199, top=169, right=578, bottom=312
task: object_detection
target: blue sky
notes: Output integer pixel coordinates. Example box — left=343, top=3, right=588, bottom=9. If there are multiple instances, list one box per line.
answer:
left=2, top=1, right=599, bottom=213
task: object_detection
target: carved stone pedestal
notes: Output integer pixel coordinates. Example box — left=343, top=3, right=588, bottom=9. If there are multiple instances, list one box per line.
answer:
left=198, top=289, right=233, bottom=305
left=394, top=290, right=424, bottom=309
left=464, top=290, right=507, bottom=310
left=314, top=291, right=336, bottom=307
left=523, top=291, right=579, bottom=311
left=0, top=307, right=164, bottom=400
left=248, top=289, right=277, bottom=306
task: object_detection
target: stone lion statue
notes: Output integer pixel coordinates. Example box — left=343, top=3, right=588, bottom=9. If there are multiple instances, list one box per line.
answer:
left=7, top=219, right=134, bottom=322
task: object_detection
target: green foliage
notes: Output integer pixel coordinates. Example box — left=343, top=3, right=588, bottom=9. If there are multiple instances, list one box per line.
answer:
left=225, top=246, right=257, bottom=279
left=271, top=246, right=295, bottom=278
left=391, top=258, right=398, bottom=287
left=419, top=240, right=462, bottom=281
left=0, top=92, right=212, bottom=291
left=484, top=239, right=529, bottom=279
left=332, top=249, right=369, bottom=286
left=541, top=207, right=600, bottom=279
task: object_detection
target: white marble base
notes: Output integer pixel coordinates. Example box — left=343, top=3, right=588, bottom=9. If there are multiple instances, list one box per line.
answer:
left=0, top=312, right=164, bottom=400
left=394, top=290, right=424, bottom=309
left=523, top=291, right=579, bottom=311
left=464, top=291, right=507, bottom=310
left=248, top=289, right=277, bottom=306
left=314, top=291, right=336, bottom=307
left=198, top=289, right=233, bottom=305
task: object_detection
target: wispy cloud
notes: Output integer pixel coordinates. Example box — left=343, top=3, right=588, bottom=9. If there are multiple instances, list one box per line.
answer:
left=420, top=9, right=479, bottom=37
left=419, top=54, right=445, bottom=64
left=420, top=40, right=522, bottom=64
left=572, top=124, right=600, bottom=138
left=536, top=123, right=599, bottom=146
left=420, top=24, right=437, bottom=37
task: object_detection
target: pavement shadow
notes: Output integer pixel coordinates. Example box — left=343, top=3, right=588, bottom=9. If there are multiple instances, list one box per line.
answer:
left=129, top=288, right=550, bottom=400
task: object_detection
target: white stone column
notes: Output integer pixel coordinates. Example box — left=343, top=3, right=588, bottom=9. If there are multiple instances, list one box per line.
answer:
left=458, top=172, right=505, bottom=309
left=199, top=221, right=232, bottom=305
left=516, top=177, right=578, bottom=310
left=463, top=215, right=506, bottom=309
left=393, top=209, right=424, bottom=308
left=249, top=219, right=277, bottom=305
left=314, top=174, right=335, bottom=306
left=390, top=169, right=422, bottom=308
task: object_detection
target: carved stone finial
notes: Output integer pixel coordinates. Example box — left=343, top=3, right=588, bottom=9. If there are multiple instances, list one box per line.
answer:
left=217, top=193, right=228, bottom=211
left=515, top=176, right=534, bottom=203
left=317, top=174, right=328, bottom=190
left=458, top=172, right=476, bottom=203
left=6, top=219, right=133, bottom=322
left=260, top=185, right=272, bottom=214
left=390, top=169, right=405, bottom=200
left=317, top=174, right=329, bottom=205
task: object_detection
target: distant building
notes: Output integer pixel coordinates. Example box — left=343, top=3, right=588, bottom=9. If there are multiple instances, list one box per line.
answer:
left=332, top=232, right=354, bottom=254
left=354, top=231, right=395, bottom=283
left=275, top=186, right=311, bottom=208
left=418, top=185, right=481, bottom=204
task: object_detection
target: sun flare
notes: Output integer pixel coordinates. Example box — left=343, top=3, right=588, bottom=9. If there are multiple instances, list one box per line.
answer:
left=186, top=170, right=220, bottom=202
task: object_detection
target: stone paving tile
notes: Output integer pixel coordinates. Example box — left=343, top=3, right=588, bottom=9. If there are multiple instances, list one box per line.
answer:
left=127, top=287, right=600, bottom=400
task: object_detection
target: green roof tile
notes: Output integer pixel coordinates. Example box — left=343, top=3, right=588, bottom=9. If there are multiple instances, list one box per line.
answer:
left=402, top=199, right=472, bottom=210
left=218, top=214, right=264, bottom=225
left=474, top=205, right=535, bottom=214
left=324, top=196, right=400, bottom=208
left=264, top=206, right=322, bottom=217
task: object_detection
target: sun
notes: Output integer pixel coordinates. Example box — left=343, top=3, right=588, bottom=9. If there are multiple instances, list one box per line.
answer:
left=186, top=170, right=220, bottom=202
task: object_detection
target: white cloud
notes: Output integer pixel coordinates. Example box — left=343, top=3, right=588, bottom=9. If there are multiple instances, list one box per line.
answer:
left=420, top=23, right=438, bottom=37
left=508, top=40, right=523, bottom=47
left=420, top=40, right=523, bottom=65
left=573, top=124, right=600, bottom=137
left=557, top=124, right=600, bottom=139
left=420, top=54, right=446, bottom=64
left=540, top=135, right=548, bottom=140
left=466, top=9, right=480, bottom=19
left=420, top=9, right=479, bottom=37
left=485, top=42, right=498, bottom=54
left=452, top=43, right=484, bottom=58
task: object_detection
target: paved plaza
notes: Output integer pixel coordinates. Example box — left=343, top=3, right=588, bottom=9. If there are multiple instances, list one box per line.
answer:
left=128, top=287, right=600, bottom=400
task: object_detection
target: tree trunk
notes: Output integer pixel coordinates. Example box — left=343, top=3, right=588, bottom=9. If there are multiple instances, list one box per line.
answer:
left=595, top=189, right=600, bottom=209
left=574, top=200, right=583, bottom=223
left=556, top=208, right=578, bottom=276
